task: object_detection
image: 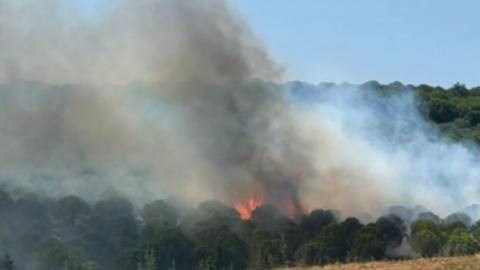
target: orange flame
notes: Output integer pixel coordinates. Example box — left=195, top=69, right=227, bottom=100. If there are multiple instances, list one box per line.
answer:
left=287, top=198, right=308, bottom=220
left=235, top=195, right=263, bottom=220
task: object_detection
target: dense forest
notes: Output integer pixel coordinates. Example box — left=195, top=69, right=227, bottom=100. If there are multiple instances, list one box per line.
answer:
left=1, top=81, right=480, bottom=270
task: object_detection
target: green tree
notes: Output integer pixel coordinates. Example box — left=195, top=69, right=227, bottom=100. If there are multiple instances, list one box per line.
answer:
left=442, top=229, right=480, bottom=256
left=410, top=220, right=444, bottom=257
left=247, top=228, right=288, bottom=269
left=294, top=241, right=332, bottom=267
left=415, top=211, right=441, bottom=223
left=13, top=198, right=51, bottom=236
left=137, top=248, right=156, bottom=270
left=351, top=225, right=386, bottom=261
left=443, top=221, right=468, bottom=235
left=196, top=201, right=241, bottom=228
left=466, top=110, right=480, bottom=126
left=250, top=205, right=284, bottom=234
left=49, top=195, right=90, bottom=228
left=299, top=209, right=337, bottom=237
left=141, top=200, right=178, bottom=225
left=28, top=243, right=69, bottom=270
left=471, top=226, right=480, bottom=243
left=375, top=214, right=405, bottom=248
left=411, top=230, right=443, bottom=257
left=428, top=98, right=459, bottom=123
left=265, top=235, right=287, bottom=268
left=142, top=221, right=193, bottom=270
left=190, top=217, right=247, bottom=270
left=340, top=217, right=363, bottom=251
left=316, top=224, right=348, bottom=262
left=280, top=220, right=306, bottom=263
left=448, top=83, right=469, bottom=97
left=444, top=212, right=472, bottom=228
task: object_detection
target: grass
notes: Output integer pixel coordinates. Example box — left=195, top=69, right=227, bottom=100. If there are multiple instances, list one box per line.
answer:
left=282, top=255, right=480, bottom=269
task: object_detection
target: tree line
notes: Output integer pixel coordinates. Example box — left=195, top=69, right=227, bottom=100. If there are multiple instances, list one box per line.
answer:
left=1, top=189, right=480, bottom=270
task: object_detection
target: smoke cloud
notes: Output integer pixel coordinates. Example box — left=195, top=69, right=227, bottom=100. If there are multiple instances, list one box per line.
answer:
left=287, top=82, right=480, bottom=219
left=0, top=0, right=479, bottom=221
left=0, top=0, right=309, bottom=212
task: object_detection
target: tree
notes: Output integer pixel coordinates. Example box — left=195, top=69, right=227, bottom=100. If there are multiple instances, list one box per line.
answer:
left=142, top=221, right=193, bottom=270
left=74, top=231, right=109, bottom=266
left=415, top=211, right=441, bottom=223
left=442, top=229, right=480, bottom=256
left=280, top=220, right=306, bottom=263
left=471, top=226, right=480, bottom=243
left=29, top=243, right=68, bottom=270
left=351, top=225, right=386, bottom=261
left=444, top=212, right=472, bottom=228
left=294, top=241, right=332, bottom=267
left=196, top=201, right=241, bottom=227
left=411, top=230, right=443, bottom=257
left=250, top=205, right=284, bottom=234
left=375, top=214, right=406, bottom=248
left=299, top=209, right=337, bottom=237
left=316, top=224, right=348, bottom=262
left=90, top=197, right=134, bottom=222
left=265, top=235, right=287, bottom=268
left=340, top=217, right=363, bottom=250
left=233, top=220, right=256, bottom=244
left=49, top=195, right=90, bottom=228
left=141, top=200, right=178, bottom=225
left=62, top=248, right=102, bottom=270
left=138, top=248, right=156, bottom=270
left=448, top=83, right=469, bottom=97
left=247, top=228, right=289, bottom=270
left=190, top=217, right=247, bottom=270
left=385, top=206, right=413, bottom=224
left=410, top=220, right=444, bottom=257
left=467, top=110, right=480, bottom=126
left=443, top=221, right=468, bottom=235
left=77, top=196, right=139, bottom=267
left=428, top=98, right=459, bottom=123
left=12, top=198, right=51, bottom=235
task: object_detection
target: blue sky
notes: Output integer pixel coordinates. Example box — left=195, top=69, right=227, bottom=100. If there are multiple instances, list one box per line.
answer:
left=230, top=1, right=480, bottom=87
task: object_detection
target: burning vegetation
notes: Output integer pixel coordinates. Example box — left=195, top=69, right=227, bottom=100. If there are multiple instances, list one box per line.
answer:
left=233, top=168, right=308, bottom=221
left=235, top=195, right=263, bottom=220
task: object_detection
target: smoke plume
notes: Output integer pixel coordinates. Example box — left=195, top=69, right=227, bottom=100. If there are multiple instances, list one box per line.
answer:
left=0, top=0, right=311, bottom=213
left=0, top=0, right=479, bottom=221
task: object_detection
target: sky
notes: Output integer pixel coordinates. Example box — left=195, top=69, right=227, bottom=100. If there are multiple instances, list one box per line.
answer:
left=230, top=0, right=480, bottom=88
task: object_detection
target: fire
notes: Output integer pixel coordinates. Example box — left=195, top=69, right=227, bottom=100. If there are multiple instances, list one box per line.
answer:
left=235, top=195, right=263, bottom=220
left=287, top=198, right=307, bottom=221
left=234, top=168, right=307, bottom=220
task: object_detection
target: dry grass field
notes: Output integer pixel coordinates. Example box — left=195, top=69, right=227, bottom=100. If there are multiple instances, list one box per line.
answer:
left=281, top=255, right=480, bottom=269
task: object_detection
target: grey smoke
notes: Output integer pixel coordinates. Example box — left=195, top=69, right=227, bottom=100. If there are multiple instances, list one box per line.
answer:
left=0, top=0, right=479, bottom=221
left=0, top=0, right=308, bottom=212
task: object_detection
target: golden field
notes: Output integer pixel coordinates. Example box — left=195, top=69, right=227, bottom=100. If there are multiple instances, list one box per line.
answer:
left=282, top=255, right=480, bottom=270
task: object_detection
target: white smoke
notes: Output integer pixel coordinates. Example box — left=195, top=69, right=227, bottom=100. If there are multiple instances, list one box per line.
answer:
left=287, top=81, right=480, bottom=219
